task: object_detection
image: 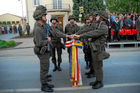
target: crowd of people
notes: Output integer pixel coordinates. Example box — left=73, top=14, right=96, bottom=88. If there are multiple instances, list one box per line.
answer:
left=107, top=12, right=140, bottom=42
left=0, top=23, right=30, bottom=37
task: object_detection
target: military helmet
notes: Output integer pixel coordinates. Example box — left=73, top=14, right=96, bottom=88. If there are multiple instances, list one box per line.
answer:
left=36, top=5, right=47, bottom=12
left=84, top=14, right=90, bottom=21
left=97, top=11, right=108, bottom=20
left=50, top=16, right=58, bottom=22
left=68, top=15, right=76, bottom=21
left=33, top=10, right=47, bottom=20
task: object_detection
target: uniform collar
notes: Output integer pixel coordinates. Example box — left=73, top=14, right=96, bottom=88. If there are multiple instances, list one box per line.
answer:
left=36, top=22, right=44, bottom=28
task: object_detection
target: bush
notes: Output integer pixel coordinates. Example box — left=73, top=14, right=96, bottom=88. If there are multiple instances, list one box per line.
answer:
left=0, top=40, right=16, bottom=49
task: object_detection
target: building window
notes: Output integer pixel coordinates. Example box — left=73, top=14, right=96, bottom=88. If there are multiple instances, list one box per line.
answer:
left=53, top=0, right=62, bottom=9
left=16, top=21, right=19, bottom=24
left=12, top=21, right=15, bottom=24
left=33, top=0, right=40, bottom=6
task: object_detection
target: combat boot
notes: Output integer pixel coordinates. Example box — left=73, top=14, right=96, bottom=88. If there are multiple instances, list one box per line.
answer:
left=57, top=63, right=62, bottom=71
left=92, top=81, right=103, bottom=89
left=41, top=84, right=54, bottom=92
left=53, top=63, right=57, bottom=72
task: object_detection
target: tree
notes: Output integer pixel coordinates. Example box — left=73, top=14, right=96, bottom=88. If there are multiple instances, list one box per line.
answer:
left=106, top=0, right=140, bottom=13
left=73, top=0, right=106, bottom=22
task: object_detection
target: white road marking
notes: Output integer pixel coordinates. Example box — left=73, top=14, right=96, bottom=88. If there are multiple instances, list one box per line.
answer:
left=0, top=83, right=140, bottom=92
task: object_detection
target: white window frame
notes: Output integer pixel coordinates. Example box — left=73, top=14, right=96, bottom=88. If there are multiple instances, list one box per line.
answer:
left=33, top=0, right=41, bottom=6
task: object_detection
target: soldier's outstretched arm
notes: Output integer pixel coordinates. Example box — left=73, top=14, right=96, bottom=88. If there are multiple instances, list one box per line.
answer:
left=80, top=25, right=108, bottom=38
left=50, top=27, right=67, bottom=38
left=34, top=28, right=48, bottom=47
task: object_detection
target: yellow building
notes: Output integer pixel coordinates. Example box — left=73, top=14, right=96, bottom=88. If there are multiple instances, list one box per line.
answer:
left=0, top=13, right=25, bottom=25
left=26, top=0, right=73, bottom=31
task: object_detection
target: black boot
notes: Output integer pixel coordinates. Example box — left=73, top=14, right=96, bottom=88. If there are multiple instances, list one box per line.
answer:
left=47, top=79, right=52, bottom=82
left=57, top=63, right=62, bottom=71
left=53, top=63, right=57, bottom=72
left=41, top=84, right=54, bottom=92
left=89, top=80, right=98, bottom=86
left=92, top=81, right=103, bottom=89
left=47, top=74, right=52, bottom=78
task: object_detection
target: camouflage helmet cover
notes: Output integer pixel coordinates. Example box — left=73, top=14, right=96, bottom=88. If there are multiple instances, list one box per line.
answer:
left=33, top=10, right=47, bottom=20
left=36, top=5, right=47, bottom=12
left=50, top=16, right=58, bottom=22
left=68, top=15, right=76, bottom=21
left=97, top=11, right=108, bottom=20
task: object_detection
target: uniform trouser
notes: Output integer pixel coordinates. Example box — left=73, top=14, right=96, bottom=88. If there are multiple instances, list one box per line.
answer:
left=37, top=53, right=50, bottom=85
left=91, top=48, right=103, bottom=81
left=51, top=47, right=62, bottom=64
left=67, top=48, right=71, bottom=62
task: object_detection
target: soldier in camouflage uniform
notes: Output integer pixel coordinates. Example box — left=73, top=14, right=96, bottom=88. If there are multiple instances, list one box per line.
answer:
left=73, top=11, right=110, bottom=89
left=76, top=14, right=96, bottom=78
left=33, top=9, right=54, bottom=92
left=49, top=16, right=64, bottom=72
left=65, top=15, right=79, bottom=61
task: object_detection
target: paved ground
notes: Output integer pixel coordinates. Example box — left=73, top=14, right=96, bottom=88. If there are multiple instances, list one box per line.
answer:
left=0, top=33, right=19, bottom=40
left=0, top=45, right=140, bottom=93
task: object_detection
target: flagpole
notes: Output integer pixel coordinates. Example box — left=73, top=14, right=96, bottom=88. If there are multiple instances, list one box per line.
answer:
left=21, top=0, right=25, bottom=31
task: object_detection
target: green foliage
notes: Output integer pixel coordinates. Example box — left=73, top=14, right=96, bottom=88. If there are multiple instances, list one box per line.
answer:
left=73, top=0, right=106, bottom=22
left=106, top=0, right=140, bottom=13
left=0, top=40, right=16, bottom=49
left=7, top=21, right=11, bottom=25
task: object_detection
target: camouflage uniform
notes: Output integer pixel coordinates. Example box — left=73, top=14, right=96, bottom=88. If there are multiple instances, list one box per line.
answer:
left=76, top=14, right=96, bottom=77
left=49, top=16, right=65, bottom=71
left=65, top=15, right=79, bottom=61
left=33, top=9, right=51, bottom=86
left=79, top=11, right=110, bottom=89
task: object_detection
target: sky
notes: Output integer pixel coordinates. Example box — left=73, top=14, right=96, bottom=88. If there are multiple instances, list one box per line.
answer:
left=0, top=0, right=26, bottom=17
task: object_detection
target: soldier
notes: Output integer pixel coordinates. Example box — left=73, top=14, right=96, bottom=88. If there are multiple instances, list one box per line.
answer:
left=18, top=24, right=22, bottom=37
left=33, top=9, right=54, bottom=92
left=65, top=15, right=79, bottom=61
left=76, top=13, right=97, bottom=78
left=33, top=6, right=71, bottom=92
left=73, top=11, right=110, bottom=89
left=50, top=16, right=64, bottom=72
left=26, top=23, right=30, bottom=36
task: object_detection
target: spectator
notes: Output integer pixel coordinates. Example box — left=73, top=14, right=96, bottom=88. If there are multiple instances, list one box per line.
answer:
left=4, top=25, right=8, bottom=34
left=119, top=14, right=124, bottom=29
left=0, top=25, right=2, bottom=35
left=9, top=25, right=13, bottom=33
left=13, top=24, right=17, bottom=34
left=124, top=14, right=132, bottom=29
left=26, top=23, right=30, bottom=36
left=136, top=16, right=140, bottom=41
left=107, top=14, right=112, bottom=42
left=110, top=12, right=117, bottom=23
left=112, top=17, right=120, bottom=41
left=132, top=16, right=136, bottom=29
left=18, top=24, right=22, bottom=37
left=131, top=11, right=138, bottom=20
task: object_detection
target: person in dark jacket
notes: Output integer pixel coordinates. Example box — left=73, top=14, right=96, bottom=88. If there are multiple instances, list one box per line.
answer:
left=112, top=17, right=120, bottom=41
left=26, top=23, right=30, bottom=36
left=136, top=16, right=140, bottom=41
left=18, top=24, right=22, bottom=37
